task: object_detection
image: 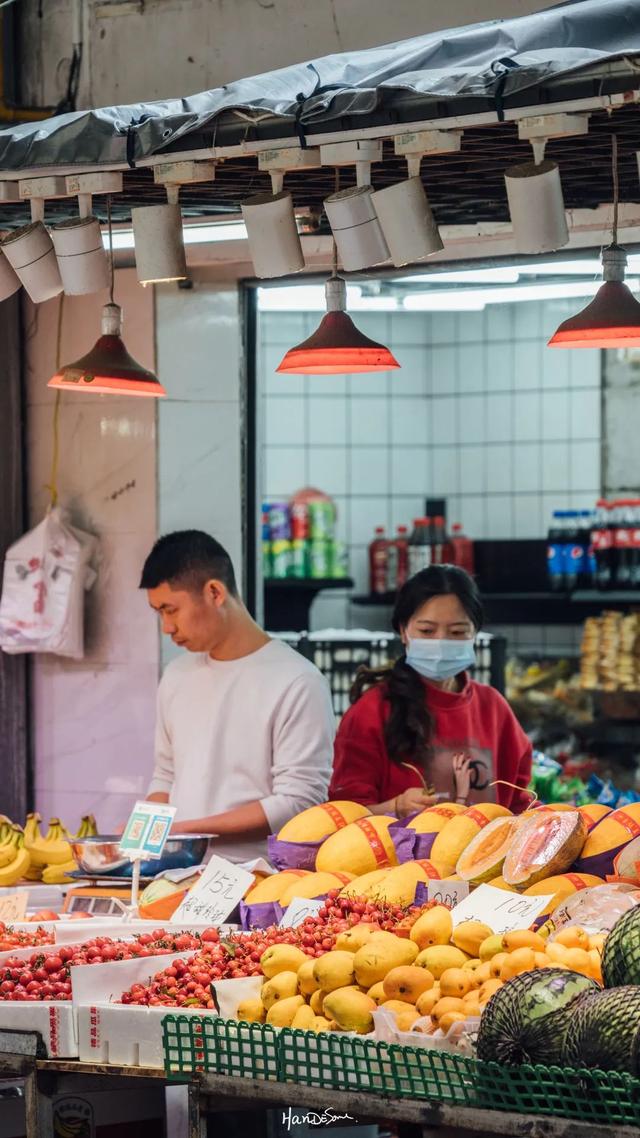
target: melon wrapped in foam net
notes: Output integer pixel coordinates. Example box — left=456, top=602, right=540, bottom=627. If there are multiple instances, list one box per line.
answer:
left=502, top=810, right=587, bottom=890
left=550, top=881, right=640, bottom=936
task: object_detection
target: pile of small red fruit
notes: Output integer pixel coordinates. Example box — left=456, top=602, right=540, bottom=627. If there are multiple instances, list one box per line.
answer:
left=0, top=928, right=219, bottom=1002
left=0, top=923, right=54, bottom=951
left=119, top=893, right=412, bottom=1010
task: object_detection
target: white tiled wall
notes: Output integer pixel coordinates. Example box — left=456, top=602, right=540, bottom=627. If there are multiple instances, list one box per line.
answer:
left=259, top=297, right=602, bottom=637
left=156, top=280, right=244, bottom=667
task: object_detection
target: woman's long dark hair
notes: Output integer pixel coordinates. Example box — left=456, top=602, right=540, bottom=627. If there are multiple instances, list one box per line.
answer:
left=351, top=565, right=483, bottom=768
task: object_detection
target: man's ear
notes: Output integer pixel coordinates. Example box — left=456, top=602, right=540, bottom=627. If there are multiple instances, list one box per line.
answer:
left=204, top=578, right=227, bottom=607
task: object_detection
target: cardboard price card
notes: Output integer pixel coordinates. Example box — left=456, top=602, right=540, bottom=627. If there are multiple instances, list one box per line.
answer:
left=278, top=896, right=324, bottom=929
left=119, top=801, right=176, bottom=860
left=0, top=890, right=28, bottom=923
left=427, top=880, right=470, bottom=910
left=172, top=855, right=254, bottom=926
left=450, top=883, right=554, bottom=933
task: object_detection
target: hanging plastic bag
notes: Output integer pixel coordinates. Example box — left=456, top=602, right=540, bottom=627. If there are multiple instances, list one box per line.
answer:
left=0, top=508, right=97, bottom=659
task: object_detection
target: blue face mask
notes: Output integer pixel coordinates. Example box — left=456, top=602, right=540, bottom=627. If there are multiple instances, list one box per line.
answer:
left=405, top=637, right=476, bottom=681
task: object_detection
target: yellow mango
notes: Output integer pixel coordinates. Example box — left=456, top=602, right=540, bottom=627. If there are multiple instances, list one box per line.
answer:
left=415, top=945, right=469, bottom=979
left=409, top=905, right=453, bottom=949
left=452, top=921, right=493, bottom=957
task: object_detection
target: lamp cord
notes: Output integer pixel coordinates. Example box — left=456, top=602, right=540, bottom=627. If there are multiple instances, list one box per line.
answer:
left=107, top=195, right=115, bottom=304
left=46, top=295, right=64, bottom=509
left=331, top=166, right=340, bottom=277
left=612, top=133, right=619, bottom=246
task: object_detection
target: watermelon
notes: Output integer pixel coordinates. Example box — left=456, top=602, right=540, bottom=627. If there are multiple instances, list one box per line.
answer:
left=563, top=987, right=640, bottom=1074
left=476, top=968, right=599, bottom=1066
left=602, top=904, right=640, bottom=988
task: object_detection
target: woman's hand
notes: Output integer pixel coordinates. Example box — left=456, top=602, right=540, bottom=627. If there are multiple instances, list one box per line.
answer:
left=393, top=787, right=439, bottom=818
left=452, top=752, right=472, bottom=805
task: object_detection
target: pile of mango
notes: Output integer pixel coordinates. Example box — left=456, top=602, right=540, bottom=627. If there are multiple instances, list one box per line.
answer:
left=236, top=907, right=606, bottom=1037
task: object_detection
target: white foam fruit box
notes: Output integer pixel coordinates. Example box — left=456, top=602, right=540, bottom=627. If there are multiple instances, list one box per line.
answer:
left=0, top=1000, right=77, bottom=1058
left=73, top=951, right=200, bottom=1068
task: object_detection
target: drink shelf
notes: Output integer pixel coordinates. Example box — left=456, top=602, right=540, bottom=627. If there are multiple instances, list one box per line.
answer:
left=264, top=577, right=354, bottom=632
left=351, top=589, right=640, bottom=625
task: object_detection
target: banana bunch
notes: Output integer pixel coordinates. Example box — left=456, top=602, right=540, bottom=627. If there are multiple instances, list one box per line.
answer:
left=0, top=826, right=31, bottom=887
left=40, top=815, right=98, bottom=884
left=25, top=814, right=74, bottom=868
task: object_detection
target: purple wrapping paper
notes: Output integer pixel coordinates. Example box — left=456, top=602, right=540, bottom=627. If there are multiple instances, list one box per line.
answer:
left=573, top=843, right=627, bottom=878
left=267, top=834, right=323, bottom=871
left=389, top=818, right=422, bottom=864
left=239, top=900, right=284, bottom=930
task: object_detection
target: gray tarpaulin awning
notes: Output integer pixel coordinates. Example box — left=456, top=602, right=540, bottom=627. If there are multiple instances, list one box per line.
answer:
left=0, top=0, right=639, bottom=172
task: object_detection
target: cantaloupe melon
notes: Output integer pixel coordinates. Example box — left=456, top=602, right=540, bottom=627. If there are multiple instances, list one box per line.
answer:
left=578, top=804, right=612, bottom=833
left=574, top=803, right=640, bottom=877
left=278, top=801, right=370, bottom=842
left=503, top=811, right=587, bottom=890
left=373, top=860, right=441, bottom=906
left=138, top=872, right=200, bottom=920
left=613, top=835, right=640, bottom=882
left=406, top=803, right=466, bottom=833
left=278, top=871, right=354, bottom=907
left=339, top=868, right=391, bottom=898
left=244, top=868, right=311, bottom=904
left=316, top=816, right=399, bottom=876
left=457, top=815, right=521, bottom=884
left=430, top=804, right=512, bottom=875
left=522, top=872, right=604, bottom=918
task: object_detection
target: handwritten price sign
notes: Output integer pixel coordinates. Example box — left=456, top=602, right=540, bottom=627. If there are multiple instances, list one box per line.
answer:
left=279, top=897, right=324, bottom=928
left=172, top=855, right=253, bottom=926
left=450, top=883, right=554, bottom=933
left=0, top=891, right=28, bottom=923
left=427, top=880, right=470, bottom=909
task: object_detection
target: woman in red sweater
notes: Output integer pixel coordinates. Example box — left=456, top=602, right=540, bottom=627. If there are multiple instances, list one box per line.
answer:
left=330, top=565, right=532, bottom=818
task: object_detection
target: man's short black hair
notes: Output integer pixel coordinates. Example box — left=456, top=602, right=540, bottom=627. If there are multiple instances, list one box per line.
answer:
left=140, top=530, right=238, bottom=597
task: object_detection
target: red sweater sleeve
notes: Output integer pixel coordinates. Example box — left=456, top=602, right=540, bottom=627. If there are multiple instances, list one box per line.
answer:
left=493, top=693, right=533, bottom=813
left=329, top=689, right=388, bottom=805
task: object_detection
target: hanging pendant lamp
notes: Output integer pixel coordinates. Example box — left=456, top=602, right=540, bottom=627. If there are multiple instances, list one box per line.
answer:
left=549, top=135, right=640, bottom=349
left=276, top=276, right=400, bottom=374
left=48, top=198, right=166, bottom=397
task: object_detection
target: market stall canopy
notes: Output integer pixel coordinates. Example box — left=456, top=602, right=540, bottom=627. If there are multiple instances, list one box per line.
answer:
left=0, top=0, right=640, bottom=229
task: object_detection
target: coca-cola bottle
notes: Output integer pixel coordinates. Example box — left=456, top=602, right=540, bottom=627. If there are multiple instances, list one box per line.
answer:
left=614, top=499, right=634, bottom=589
left=408, top=518, right=432, bottom=577
left=369, top=527, right=389, bottom=595
left=592, top=499, right=614, bottom=591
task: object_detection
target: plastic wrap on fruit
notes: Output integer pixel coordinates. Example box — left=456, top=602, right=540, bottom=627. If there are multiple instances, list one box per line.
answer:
left=549, top=882, right=640, bottom=935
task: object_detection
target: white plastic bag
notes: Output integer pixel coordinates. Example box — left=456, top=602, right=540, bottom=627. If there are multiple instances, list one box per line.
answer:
left=0, top=508, right=97, bottom=659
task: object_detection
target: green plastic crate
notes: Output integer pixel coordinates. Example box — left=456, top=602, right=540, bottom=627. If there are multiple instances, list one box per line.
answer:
left=474, top=1060, right=640, bottom=1126
left=389, top=1045, right=478, bottom=1105
left=279, top=1028, right=395, bottom=1093
left=163, top=1015, right=279, bottom=1081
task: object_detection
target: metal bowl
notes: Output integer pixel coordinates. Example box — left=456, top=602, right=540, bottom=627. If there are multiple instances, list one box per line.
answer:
left=70, top=834, right=210, bottom=878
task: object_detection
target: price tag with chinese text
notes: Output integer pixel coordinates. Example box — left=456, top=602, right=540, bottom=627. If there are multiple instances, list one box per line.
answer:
left=450, top=883, right=554, bottom=933
left=279, top=897, right=324, bottom=928
left=171, top=855, right=254, bottom=926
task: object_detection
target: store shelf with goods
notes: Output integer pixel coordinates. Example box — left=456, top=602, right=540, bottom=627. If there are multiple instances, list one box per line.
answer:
left=264, top=577, right=354, bottom=633
left=352, top=589, right=640, bottom=624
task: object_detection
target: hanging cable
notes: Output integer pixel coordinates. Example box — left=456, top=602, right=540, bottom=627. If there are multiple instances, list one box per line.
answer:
left=46, top=294, right=64, bottom=509
left=331, top=166, right=340, bottom=278
left=612, top=132, right=619, bottom=247
left=107, top=194, right=115, bottom=303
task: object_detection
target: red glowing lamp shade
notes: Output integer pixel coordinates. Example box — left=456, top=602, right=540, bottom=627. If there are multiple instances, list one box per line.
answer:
left=276, top=277, right=400, bottom=375
left=548, top=246, right=640, bottom=349
left=48, top=303, right=166, bottom=397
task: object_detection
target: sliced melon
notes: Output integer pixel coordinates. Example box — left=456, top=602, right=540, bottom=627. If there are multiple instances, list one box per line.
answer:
left=613, top=835, right=640, bottom=882
left=502, top=810, right=587, bottom=891
left=456, top=815, right=521, bottom=884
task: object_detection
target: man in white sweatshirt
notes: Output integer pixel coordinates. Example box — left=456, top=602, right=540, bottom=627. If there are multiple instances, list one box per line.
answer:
left=140, top=530, right=335, bottom=862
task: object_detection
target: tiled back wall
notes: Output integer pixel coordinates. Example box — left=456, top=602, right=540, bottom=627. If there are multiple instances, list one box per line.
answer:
left=259, top=298, right=602, bottom=638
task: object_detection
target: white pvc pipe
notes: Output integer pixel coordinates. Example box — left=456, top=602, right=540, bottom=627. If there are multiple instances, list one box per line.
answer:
left=371, top=176, right=443, bottom=266
left=241, top=190, right=304, bottom=278
left=1, top=221, right=63, bottom=302
left=131, top=202, right=187, bottom=284
left=324, top=185, right=389, bottom=271
left=504, top=160, right=569, bottom=254
left=51, top=215, right=110, bottom=295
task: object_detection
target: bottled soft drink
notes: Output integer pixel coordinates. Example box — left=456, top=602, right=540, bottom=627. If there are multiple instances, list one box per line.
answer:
left=614, top=499, right=634, bottom=590
left=563, top=510, right=586, bottom=592
left=386, top=525, right=409, bottom=592
left=450, top=523, right=475, bottom=575
left=369, top=527, right=389, bottom=595
left=547, top=510, right=567, bottom=591
left=578, top=510, right=595, bottom=588
left=431, top=515, right=451, bottom=565
left=592, top=499, right=614, bottom=591
left=624, top=498, right=637, bottom=587
left=408, top=517, right=433, bottom=576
